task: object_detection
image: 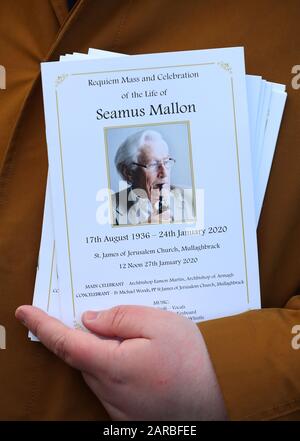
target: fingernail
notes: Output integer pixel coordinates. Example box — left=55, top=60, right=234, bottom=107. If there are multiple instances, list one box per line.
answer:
left=15, top=307, right=27, bottom=326
left=83, top=310, right=101, bottom=321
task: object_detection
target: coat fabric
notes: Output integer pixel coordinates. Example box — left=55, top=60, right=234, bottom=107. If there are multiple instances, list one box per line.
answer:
left=0, top=0, right=299, bottom=421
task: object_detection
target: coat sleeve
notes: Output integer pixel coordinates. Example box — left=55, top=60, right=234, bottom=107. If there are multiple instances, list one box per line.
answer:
left=198, top=295, right=300, bottom=420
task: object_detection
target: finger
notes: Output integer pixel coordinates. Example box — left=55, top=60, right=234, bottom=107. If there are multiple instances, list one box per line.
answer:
left=15, top=305, right=118, bottom=374
left=82, top=305, right=177, bottom=339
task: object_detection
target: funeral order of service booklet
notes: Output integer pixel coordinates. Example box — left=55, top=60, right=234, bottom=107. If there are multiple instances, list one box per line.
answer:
left=41, top=47, right=261, bottom=329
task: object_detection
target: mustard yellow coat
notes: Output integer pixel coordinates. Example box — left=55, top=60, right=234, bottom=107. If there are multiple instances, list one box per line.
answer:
left=0, top=0, right=299, bottom=420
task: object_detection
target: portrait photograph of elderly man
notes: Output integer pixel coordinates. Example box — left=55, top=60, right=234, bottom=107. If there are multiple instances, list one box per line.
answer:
left=106, top=124, right=196, bottom=226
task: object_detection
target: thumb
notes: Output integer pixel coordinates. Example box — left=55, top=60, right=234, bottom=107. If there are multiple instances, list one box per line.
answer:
left=82, top=305, right=174, bottom=339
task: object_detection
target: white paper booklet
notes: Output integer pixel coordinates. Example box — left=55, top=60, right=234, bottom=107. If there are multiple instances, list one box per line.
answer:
left=40, top=47, right=262, bottom=330
left=31, top=50, right=284, bottom=341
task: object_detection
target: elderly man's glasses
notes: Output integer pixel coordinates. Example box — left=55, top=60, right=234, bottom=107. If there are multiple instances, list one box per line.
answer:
left=133, top=158, right=176, bottom=172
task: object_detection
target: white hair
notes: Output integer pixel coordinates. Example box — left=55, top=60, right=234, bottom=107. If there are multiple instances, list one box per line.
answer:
left=114, top=130, right=168, bottom=183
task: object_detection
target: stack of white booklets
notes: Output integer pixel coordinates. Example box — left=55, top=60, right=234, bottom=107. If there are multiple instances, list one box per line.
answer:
left=30, top=47, right=286, bottom=340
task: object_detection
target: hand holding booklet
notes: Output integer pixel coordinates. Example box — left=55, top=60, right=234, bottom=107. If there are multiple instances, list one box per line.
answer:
left=30, top=47, right=286, bottom=338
